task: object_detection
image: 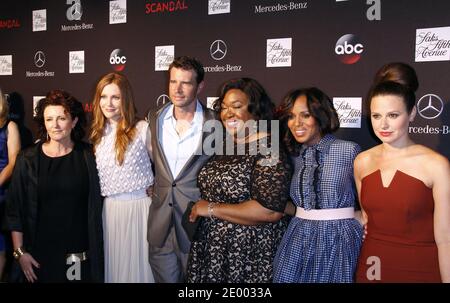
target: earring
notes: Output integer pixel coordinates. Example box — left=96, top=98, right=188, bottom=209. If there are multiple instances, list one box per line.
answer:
left=46, top=132, right=50, bottom=141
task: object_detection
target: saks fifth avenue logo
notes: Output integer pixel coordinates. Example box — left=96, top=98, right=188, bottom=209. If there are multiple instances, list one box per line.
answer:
left=409, top=93, right=449, bottom=136
left=335, top=34, right=364, bottom=64
left=333, top=97, right=362, bottom=128
left=69, top=51, right=85, bottom=74
left=145, top=0, right=188, bottom=14
left=0, top=55, right=13, bottom=76
left=26, top=51, right=55, bottom=77
left=255, top=1, right=307, bottom=13
left=110, top=49, right=126, bottom=71
left=0, top=19, right=21, bottom=29
left=266, top=38, right=292, bottom=67
left=415, top=27, right=450, bottom=62
left=110, top=0, right=127, bottom=24
left=208, top=0, right=230, bottom=15
left=204, top=39, right=243, bottom=73
left=155, top=45, right=174, bottom=71
left=32, top=9, right=47, bottom=32
left=62, top=0, right=94, bottom=31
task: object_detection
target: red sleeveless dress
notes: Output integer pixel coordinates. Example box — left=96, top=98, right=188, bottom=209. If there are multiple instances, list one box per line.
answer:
left=356, top=170, right=441, bottom=282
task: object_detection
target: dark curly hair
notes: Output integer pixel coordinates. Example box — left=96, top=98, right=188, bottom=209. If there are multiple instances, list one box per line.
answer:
left=276, top=87, right=339, bottom=156
left=34, top=89, right=86, bottom=142
left=213, top=78, right=275, bottom=122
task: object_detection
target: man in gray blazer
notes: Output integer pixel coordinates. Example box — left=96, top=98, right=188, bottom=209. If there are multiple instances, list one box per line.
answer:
left=147, top=56, right=215, bottom=282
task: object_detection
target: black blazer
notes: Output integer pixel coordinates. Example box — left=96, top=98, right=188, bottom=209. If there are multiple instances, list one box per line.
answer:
left=4, top=141, right=104, bottom=282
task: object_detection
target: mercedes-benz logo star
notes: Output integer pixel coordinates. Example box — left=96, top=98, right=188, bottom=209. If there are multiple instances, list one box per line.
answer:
left=417, top=94, right=444, bottom=120
left=34, top=51, right=45, bottom=68
left=210, top=40, right=227, bottom=61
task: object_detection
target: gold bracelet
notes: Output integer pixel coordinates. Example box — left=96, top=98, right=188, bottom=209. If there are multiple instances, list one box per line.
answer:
left=12, top=247, right=25, bottom=260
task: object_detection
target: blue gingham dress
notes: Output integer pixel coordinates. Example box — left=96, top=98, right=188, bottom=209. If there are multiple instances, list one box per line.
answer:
left=273, top=134, right=363, bottom=283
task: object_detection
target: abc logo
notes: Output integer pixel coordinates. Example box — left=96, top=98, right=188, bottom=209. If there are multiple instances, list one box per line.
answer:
left=335, top=41, right=363, bottom=55
left=335, top=34, right=364, bottom=64
left=110, top=56, right=126, bottom=64
left=109, top=49, right=126, bottom=71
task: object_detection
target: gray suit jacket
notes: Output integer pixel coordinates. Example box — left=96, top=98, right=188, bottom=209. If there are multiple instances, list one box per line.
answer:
left=147, top=102, right=216, bottom=253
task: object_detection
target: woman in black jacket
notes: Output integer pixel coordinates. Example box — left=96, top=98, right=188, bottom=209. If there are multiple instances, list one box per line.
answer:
left=4, top=90, right=103, bottom=283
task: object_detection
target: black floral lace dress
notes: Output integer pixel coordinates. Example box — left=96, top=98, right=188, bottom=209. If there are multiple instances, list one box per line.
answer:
left=187, top=138, right=292, bottom=283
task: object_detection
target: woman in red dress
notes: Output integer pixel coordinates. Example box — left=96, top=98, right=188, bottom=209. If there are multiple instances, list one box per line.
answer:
left=354, top=64, right=450, bottom=282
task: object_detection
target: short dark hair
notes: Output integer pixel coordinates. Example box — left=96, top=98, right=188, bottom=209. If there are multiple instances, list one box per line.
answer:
left=213, top=77, right=275, bottom=121
left=34, top=89, right=86, bottom=142
left=368, top=81, right=416, bottom=114
left=276, top=87, right=339, bottom=155
left=168, top=56, right=205, bottom=84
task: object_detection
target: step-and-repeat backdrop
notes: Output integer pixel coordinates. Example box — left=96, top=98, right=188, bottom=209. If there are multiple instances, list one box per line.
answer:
left=0, top=0, right=449, bottom=157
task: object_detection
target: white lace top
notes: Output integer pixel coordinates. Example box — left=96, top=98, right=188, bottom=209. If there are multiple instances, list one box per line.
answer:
left=95, top=120, right=154, bottom=197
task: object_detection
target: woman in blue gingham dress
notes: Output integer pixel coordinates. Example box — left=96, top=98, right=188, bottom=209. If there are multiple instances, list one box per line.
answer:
left=273, top=88, right=363, bottom=283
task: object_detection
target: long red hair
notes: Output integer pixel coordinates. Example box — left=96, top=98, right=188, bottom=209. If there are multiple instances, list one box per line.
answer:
left=90, top=72, right=137, bottom=165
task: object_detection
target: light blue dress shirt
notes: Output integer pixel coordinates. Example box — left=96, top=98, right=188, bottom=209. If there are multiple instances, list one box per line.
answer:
left=159, top=100, right=204, bottom=179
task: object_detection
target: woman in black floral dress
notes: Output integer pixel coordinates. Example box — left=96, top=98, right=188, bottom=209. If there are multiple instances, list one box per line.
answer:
left=186, top=78, right=292, bottom=283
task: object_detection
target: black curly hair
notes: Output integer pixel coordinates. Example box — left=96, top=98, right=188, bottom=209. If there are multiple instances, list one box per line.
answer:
left=213, top=78, right=275, bottom=122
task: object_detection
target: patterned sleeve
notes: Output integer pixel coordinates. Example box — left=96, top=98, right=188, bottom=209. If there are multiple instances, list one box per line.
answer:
left=250, top=147, right=293, bottom=213
left=350, top=142, right=362, bottom=162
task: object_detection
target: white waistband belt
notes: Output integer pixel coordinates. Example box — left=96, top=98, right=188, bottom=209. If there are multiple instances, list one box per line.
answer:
left=107, top=189, right=148, bottom=201
left=295, top=207, right=355, bottom=220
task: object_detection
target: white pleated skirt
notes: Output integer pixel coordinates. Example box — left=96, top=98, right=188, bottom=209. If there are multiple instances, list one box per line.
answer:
left=103, top=190, right=155, bottom=283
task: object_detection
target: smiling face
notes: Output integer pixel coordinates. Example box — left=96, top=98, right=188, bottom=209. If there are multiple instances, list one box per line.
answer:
left=100, top=83, right=122, bottom=123
left=370, top=94, right=415, bottom=145
left=44, top=105, right=77, bottom=144
left=287, top=95, right=322, bottom=146
left=220, top=89, right=254, bottom=137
